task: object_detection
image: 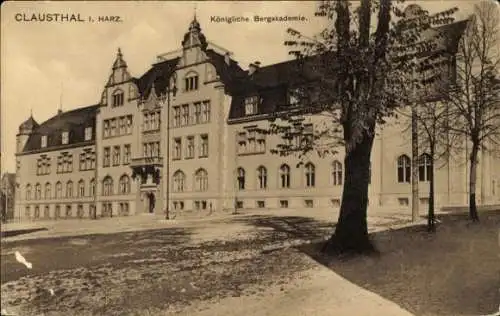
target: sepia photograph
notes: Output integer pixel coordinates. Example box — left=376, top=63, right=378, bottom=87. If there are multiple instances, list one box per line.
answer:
left=1, top=0, right=499, bottom=315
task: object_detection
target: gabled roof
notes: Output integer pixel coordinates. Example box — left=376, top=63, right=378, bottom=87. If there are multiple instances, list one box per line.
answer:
left=21, top=104, right=99, bottom=153
left=133, top=57, right=180, bottom=99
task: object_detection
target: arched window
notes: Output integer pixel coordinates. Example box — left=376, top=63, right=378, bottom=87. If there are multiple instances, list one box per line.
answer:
left=26, top=184, right=32, bottom=200
left=194, top=169, right=208, bottom=191
left=112, top=89, right=124, bottom=107
left=237, top=168, right=246, bottom=190
left=173, top=170, right=186, bottom=192
left=45, top=182, right=52, bottom=199
left=419, top=153, right=432, bottom=182
left=103, top=176, right=114, bottom=196
left=89, top=179, right=96, bottom=196
left=397, top=155, right=411, bottom=183
left=66, top=181, right=73, bottom=198
left=257, top=166, right=267, bottom=189
left=35, top=183, right=41, bottom=200
left=305, top=163, right=316, bottom=187
left=332, top=160, right=343, bottom=186
left=280, top=164, right=291, bottom=189
left=119, top=175, right=130, bottom=194
left=55, top=182, right=62, bottom=198
left=78, top=180, right=85, bottom=197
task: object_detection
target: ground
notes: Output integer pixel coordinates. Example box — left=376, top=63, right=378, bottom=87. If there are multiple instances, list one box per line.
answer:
left=1, top=208, right=499, bottom=316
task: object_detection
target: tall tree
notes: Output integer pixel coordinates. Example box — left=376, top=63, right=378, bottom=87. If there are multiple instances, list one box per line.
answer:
left=268, top=0, right=457, bottom=254
left=444, top=1, right=500, bottom=222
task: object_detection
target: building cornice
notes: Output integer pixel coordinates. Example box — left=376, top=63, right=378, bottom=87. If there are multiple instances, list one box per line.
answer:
left=16, top=141, right=96, bottom=156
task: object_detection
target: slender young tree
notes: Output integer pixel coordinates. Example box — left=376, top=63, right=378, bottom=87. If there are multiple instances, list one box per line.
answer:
left=267, top=0, right=457, bottom=254
left=444, top=1, right=500, bottom=222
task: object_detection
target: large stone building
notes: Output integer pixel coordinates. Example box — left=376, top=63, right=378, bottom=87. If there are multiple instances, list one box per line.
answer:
left=13, top=16, right=500, bottom=221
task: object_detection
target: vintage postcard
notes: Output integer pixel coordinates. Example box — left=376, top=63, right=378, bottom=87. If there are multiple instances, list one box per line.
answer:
left=1, top=1, right=499, bottom=315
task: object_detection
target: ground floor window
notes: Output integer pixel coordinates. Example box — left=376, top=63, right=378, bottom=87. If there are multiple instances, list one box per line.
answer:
left=331, top=199, right=341, bottom=207
left=25, top=206, right=31, bottom=219
left=55, top=205, right=61, bottom=219
left=34, top=206, right=40, bottom=219
left=304, top=199, right=314, bottom=208
left=77, top=204, right=84, bottom=218
left=235, top=200, right=243, bottom=209
left=44, top=206, right=50, bottom=218
left=194, top=200, right=208, bottom=211
left=398, top=198, right=409, bottom=206
left=102, top=203, right=113, bottom=217
left=119, top=203, right=129, bottom=216
left=279, top=200, right=288, bottom=208
left=66, top=205, right=72, bottom=217
left=257, top=200, right=265, bottom=208
left=173, top=201, right=185, bottom=210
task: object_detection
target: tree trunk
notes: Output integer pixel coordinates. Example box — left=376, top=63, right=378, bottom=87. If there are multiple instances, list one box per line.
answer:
left=323, top=127, right=376, bottom=255
left=428, top=147, right=436, bottom=232
left=469, top=142, right=480, bottom=221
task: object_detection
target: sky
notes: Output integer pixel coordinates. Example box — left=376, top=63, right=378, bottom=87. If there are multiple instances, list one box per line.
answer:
left=0, top=0, right=479, bottom=173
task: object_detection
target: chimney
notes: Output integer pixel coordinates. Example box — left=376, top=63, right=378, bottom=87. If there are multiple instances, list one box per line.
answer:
left=224, top=52, right=231, bottom=66
left=248, top=61, right=261, bottom=75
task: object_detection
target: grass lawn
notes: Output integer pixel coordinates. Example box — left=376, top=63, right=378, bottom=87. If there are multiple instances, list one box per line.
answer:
left=303, top=210, right=500, bottom=316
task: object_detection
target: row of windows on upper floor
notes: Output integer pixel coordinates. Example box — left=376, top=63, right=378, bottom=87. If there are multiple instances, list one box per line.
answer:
left=35, top=150, right=96, bottom=175
left=24, top=175, right=132, bottom=201
left=103, top=115, right=133, bottom=138
left=173, top=134, right=209, bottom=160
left=103, top=144, right=131, bottom=167
left=39, top=127, right=93, bottom=149
left=172, top=100, right=211, bottom=127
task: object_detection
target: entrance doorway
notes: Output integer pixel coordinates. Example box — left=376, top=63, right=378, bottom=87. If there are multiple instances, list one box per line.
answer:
left=146, top=192, right=156, bottom=214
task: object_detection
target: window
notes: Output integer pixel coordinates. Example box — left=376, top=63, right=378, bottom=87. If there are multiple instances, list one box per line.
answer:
left=126, top=115, right=133, bottom=134
left=419, top=153, right=432, bottom=182
left=84, top=127, right=92, bottom=141
left=184, top=74, right=199, bottom=91
left=182, top=104, right=190, bottom=126
left=173, top=170, right=186, bottom=192
left=25, top=206, right=31, bottom=219
left=37, top=156, right=51, bottom=175
left=194, top=102, right=202, bottom=124
left=34, top=206, right=40, bottom=219
left=66, top=205, right=72, bottom=217
left=398, top=197, right=409, bottom=206
left=289, top=88, right=300, bottom=106
left=257, top=166, right=267, bottom=189
left=237, top=168, right=245, bottom=190
left=173, top=106, right=181, bottom=127
left=397, top=155, right=411, bottom=183
left=199, top=134, right=209, bottom=157
left=235, top=200, right=244, bottom=209
left=55, top=182, right=62, bottom=198
left=26, top=184, right=32, bottom=200
left=103, top=147, right=110, bottom=167
left=194, top=169, right=208, bottom=191
left=41, top=135, right=47, bottom=148
left=103, top=120, right=110, bottom=138
left=102, top=202, right=113, bottom=217
left=119, top=175, right=130, bottom=194
left=173, top=201, right=185, bottom=210
left=332, top=160, right=343, bottom=186
left=202, top=101, right=211, bottom=123
left=119, top=203, right=130, bottom=216
left=89, top=179, right=96, bottom=196
left=55, top=205, right=61, bottom=219
left=237, top=132, right=247, bottom=154
left=77, top=205, right=84, bottom=218
left=186, top=136, right=195, bottom=158
left=110, top=119, right=117, bottom=137
left=280, top=164, right=291, bottom=189
left=57, top=153, right=72, bottom=173
left=123, top=144, right=131, bottom=164
left=66, top=181, right=73, bottom=198
left=112, top=90, right=124, bottom=107
left=35, top=183, right=41, bottom=200
left=331, top=199, right=341, bottom=207
left=173, top=138, right=182, bottom=160
left=113, top=146, right=121, bottom=166
left=119, top=116, right=126, bottom=135
left=144, top=113, right=150, bottom=131
left=245, top=96, right=259, bottom=115
left=280, top=200, right=289, bottom=208
left=304, top=199, right=314, bottom=208
left=78, top=180, right=85, bottom=197
left=61, top=131, right=69, bottom=145
left=305, top=163, right=316, bottom=188
left=103, top=176, right=113, bottom=196
left=45, top=182, right=51, bottom=199
left=257, top=201, right=265, bottom=208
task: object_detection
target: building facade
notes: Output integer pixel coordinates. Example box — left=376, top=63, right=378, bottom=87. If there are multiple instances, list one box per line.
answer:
left=13, top=17, right=500, bottom=221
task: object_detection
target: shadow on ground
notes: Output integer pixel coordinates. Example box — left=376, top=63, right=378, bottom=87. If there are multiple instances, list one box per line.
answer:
left=299, top=210, right=500, bottom=316
left=1, top=228, right=49, bottom=239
